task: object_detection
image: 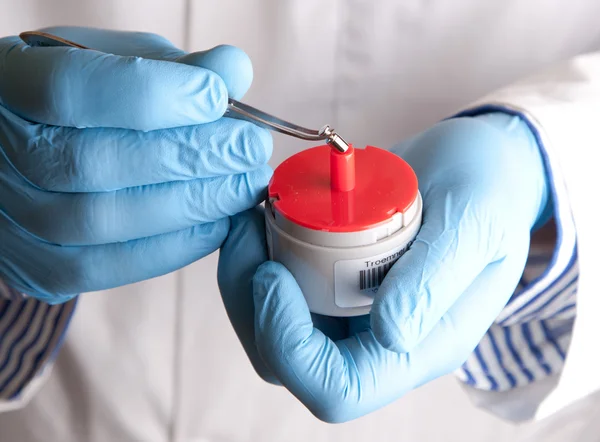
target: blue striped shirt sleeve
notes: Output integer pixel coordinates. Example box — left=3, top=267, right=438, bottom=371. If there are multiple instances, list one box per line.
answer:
left=0, top=279, right=77, bottom=405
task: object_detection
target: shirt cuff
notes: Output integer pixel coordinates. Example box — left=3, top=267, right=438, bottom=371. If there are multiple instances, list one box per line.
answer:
left=0, top=284, right=77, bottom=408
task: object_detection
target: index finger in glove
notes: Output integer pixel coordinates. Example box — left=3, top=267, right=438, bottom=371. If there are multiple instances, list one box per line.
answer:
left=0, top=35, right=227, bottom=130
left=38, top=26, right=253, bottom=100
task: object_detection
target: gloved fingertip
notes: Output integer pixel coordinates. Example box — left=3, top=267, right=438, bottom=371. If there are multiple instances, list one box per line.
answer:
left=253, top=164, right=274, bottom=188
left=252, top=260, right=308, bottom=321
left=252, top=261, right=285, bottom=299
left=177, top=45, right=253, bottom=100
left=245, top=124, right=274, bottom=166
left=243, top=164, right=273, bottom=206
left=370, top=300, right=419, bottom=354
left=229, top=121, right=273, bottom=169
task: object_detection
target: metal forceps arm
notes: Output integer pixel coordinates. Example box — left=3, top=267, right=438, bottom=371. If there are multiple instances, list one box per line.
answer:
left=225, top=99, right=350, bottom=152
left=18, top=31, right=351, bottom=153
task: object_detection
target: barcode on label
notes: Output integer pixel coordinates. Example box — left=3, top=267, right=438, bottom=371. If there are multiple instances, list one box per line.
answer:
left=358, top=241, right=414, bottom=291
left=359, top=261, right=396, bottom=291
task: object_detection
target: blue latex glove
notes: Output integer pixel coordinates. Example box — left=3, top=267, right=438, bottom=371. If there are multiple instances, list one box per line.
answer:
left=218, top=112, right=551, bottom=422
left=0, top=27, right=272, bottom=304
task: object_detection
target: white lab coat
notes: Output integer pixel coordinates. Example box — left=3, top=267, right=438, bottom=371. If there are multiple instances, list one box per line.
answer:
left=1, top=1, right=599, bottom=441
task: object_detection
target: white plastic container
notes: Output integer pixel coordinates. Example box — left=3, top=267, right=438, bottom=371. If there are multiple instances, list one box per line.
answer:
left=266, top=144, right=422, bottom=317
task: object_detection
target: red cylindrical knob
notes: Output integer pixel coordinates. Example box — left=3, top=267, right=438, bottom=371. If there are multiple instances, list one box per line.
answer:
left=330, top=145, right=356, bottom=192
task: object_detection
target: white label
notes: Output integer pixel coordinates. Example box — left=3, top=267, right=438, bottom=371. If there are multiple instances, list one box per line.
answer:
left=333, top=241, right=413, bottom=308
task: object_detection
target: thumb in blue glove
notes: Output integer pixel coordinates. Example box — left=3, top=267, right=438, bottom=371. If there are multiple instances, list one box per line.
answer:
left=371, top=111, right=551, bottom=354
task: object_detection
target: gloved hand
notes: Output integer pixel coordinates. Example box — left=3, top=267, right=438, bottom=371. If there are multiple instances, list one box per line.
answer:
left=218, top=112, right=551, bottom=422
left=0, top=26, right=272, bottom=304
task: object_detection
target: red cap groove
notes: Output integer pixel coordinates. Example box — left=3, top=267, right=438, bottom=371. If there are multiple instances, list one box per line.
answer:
left=269, top=145, right=418, bottom=232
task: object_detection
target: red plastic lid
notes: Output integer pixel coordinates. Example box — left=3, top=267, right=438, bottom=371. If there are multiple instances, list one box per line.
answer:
left=269, top=145, right=418, bottom=232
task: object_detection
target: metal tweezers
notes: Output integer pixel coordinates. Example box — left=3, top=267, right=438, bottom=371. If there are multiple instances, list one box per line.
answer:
left=19, top=31, right=350, bottom=153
